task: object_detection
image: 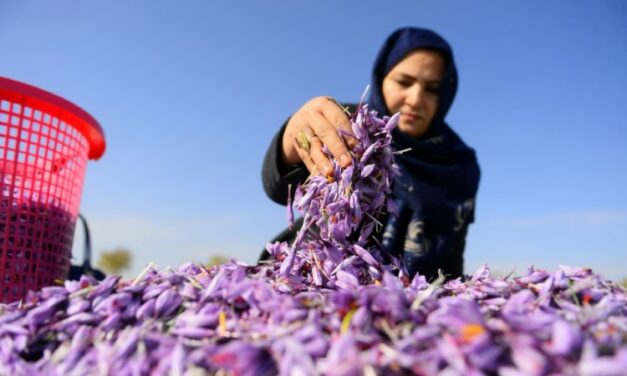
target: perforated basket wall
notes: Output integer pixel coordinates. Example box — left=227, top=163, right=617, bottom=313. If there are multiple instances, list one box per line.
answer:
left=0, top=77, right=105, bottom=303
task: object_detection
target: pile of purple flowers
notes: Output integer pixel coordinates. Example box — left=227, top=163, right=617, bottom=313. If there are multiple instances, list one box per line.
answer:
left=0, top=105, right=625, bottom=375
left=1, top=263, right=625, bottom=374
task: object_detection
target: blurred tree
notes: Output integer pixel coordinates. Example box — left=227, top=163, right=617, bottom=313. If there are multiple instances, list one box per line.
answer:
left=97, top=248, right=133, bottom=275
left=206, top=255, right=228, bottom=268
left=621, top=277, right=627, bottom=289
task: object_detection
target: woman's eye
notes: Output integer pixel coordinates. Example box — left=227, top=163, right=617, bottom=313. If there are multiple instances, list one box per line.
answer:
left=396, top=79, right=412, bottom=88
left=426, top=86, right=440, bottom=95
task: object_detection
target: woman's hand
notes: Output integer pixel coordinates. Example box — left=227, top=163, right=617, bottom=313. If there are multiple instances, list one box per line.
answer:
left=281, top=96, right=355, bottom=177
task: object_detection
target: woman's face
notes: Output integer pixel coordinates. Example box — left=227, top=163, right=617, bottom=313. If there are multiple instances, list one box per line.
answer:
left=382, top=50, right=445, bottom=138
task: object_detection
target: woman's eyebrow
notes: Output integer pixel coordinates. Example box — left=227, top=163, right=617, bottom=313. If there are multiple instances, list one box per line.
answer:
left=394, top=73, right=417, bottom=80
left=395, top=73, right=442, bottom=84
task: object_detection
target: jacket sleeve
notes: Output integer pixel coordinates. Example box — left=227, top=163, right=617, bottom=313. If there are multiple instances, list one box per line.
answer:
left=261, top=119, right=309, bottom=205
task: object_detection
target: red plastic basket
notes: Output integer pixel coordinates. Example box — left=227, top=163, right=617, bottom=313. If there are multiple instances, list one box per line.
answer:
left=0, top=76, right=105, bottom=303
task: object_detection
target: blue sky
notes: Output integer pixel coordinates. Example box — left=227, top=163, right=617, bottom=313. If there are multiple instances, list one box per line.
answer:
left=1, top=1, right=626, bottom=280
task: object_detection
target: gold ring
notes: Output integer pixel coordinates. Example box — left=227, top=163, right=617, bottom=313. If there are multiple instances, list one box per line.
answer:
left=296, top=131, right=311, bottom=152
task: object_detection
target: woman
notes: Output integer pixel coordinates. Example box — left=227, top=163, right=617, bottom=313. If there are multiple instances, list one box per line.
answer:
left=261, top=27, right=480, bottom=281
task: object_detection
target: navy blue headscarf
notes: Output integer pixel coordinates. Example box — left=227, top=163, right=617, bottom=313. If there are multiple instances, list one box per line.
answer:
left=369, top=27, right=480, bottom=279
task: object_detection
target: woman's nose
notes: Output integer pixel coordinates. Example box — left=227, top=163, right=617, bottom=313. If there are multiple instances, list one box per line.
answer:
left=406, top=85, right=423, bottom=107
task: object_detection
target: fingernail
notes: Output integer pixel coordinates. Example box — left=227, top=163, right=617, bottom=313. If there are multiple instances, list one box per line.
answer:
left=340, top=154, right=352, bottom=167
left=346, top=137, right=358, bottom=149
left=323, top=165, right=332, bottom=177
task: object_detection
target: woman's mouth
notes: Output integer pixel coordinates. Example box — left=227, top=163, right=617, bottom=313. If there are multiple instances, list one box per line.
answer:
left=401, top=112, right=421, bottom=122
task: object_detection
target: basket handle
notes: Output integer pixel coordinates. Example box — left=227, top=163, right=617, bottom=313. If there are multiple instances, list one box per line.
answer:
left=77, top=213, right=93, bottom=267
left=68, top=214, right=105, bottom=281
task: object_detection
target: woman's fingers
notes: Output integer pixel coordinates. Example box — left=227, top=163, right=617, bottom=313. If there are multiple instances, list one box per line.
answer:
left=293, top=128, right=319, bottom=175
left=281, top=96, right=356, bottom=175
left=323, top=97, right=358, bottom=150
left=307, top=103, right=353, bottom=168
left=308, top=134, right=333, bottom=176
left=293, top=127, right=331, bottom=176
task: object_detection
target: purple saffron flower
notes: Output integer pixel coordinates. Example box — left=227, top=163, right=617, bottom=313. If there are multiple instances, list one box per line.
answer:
left=25, top=294, right=66, bottom=328
left=352, top=245, right=379, bottom=268
left=171, top=326, right=215, bottom=339
left=136, top=298, right=156, bottom=320
left=335, top=270, right=360, bottom=291
left=471, top=264, right=491, bottom=282
left=66, top=298, right=90, bottom=316
left=360, top=164, right=375, bottom=178
left=154, top=289, right=182, bottom=318
left=98, top=311, right=122, bottom=332
left=547, top=320, right=582, bottom=356
left=56, top=312, right=103, bottom=331
left=384, top=112, right=400, bottom=132
left=428, top=297, right=486, bottom=329
left=94, top=292, right=133, bottom=314
left=87, top=275, right=120, bottom=301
